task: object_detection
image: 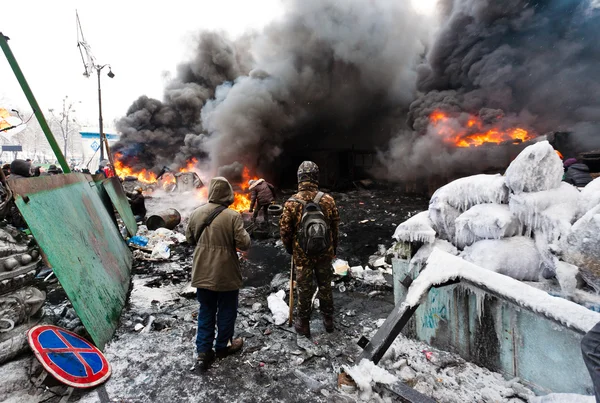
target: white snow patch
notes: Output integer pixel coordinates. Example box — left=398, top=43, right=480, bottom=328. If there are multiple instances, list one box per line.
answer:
left=404, top=248, right=600, bottom=333
left=392, top=211, right=436, bottom=243
left=130, top=277, right=181, bottom=309
left=344, top=358, right=398, bottom=401
left=505, top=140, right=564, bottom=194
left=460, top=237, right=542, bottom=281
left=267, top=290, right=289, bottom=325
left=455, top=203, right=521, bottom=249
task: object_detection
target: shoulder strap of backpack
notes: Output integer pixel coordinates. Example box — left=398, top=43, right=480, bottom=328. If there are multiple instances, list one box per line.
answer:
left=287, top=197, right=306, bottom=206
left=197, top=205, right=227, bottom=240
left=313, top=191, right=325, bottom=205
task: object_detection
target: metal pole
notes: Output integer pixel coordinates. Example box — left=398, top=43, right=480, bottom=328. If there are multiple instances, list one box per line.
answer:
left=0, top=32, right=71, bottom=173
left=97, top=67, right=105, bottom=166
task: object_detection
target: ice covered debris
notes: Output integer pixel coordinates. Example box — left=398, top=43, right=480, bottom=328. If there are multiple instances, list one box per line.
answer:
left=410, top=239, right=458, bottom=273
left=460, top=237, right=542, bottom=281
left=509, top=182, right=580, bottom=241
left=267, top=290, right=289, bottom=325
left=344, top=359, right=398, bottom=401
left=430, top=174, right=508, bottom=212
left=428, top=174, right=508, bottom=243
left=392, top=211, right=436, bottom=244
left=579, top=177, right=600, bottom=216
left=505, top=140, right=564, bottom=194
left=455, top=204, right=520, bottom=249
left=561, top=205, right=600, bottom=292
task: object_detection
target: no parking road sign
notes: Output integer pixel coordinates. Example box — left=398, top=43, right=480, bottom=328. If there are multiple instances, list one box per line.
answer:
left=28, top=325, right=111, bottom=388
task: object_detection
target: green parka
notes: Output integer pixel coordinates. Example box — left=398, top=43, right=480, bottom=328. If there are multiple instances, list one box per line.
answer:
left=186, top=177, right=251, bottom=291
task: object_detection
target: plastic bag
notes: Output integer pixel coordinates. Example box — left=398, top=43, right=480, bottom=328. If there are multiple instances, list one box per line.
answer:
left=129, top=236, right=149, bottom=247
left=150, top=242, right=171, bottom=260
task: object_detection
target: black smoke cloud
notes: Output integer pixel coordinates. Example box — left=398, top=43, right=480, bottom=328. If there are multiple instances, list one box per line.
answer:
left=113, top=0, right=428, bottom=179
left=381, top=0, right=600, bottom=181
left=115, top=0, right=600, bottom=184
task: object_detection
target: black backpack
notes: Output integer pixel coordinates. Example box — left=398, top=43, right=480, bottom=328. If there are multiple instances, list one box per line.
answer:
left=288, top=192, right=331, bottom=256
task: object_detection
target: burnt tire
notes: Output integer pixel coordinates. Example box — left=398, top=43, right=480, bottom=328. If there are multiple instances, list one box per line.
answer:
left=268, top=204, right=283, bottom=216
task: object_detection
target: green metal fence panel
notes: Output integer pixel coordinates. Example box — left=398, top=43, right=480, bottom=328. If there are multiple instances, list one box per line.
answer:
left=8, top=173, right=132, bottom=349
left=102, top=177, right=137, bottom=237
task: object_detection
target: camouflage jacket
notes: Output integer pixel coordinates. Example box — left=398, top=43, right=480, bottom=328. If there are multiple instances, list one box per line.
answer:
left=279, top=182, right=340, bottom=266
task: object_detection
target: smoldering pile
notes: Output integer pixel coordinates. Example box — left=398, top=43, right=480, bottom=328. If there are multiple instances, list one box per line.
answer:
left=114, top=0, right=600, bottom=184
left=393, top=140, right=600, bottom=303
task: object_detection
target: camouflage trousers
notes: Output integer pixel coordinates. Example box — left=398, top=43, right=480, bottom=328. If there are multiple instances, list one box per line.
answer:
left=295, top=260, right=334, bottom=319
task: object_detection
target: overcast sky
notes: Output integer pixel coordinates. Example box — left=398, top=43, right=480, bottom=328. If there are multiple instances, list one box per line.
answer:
left=0, top=0, right=285, bottom=131
left=1, top=0, right=435, bottom=133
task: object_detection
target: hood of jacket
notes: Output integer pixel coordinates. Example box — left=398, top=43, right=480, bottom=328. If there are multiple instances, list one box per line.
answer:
left=570, top=163, right=590, bottom=173
left=10, top=159, right=31, bottom=178
left=208, top=176, right=234, bottom=206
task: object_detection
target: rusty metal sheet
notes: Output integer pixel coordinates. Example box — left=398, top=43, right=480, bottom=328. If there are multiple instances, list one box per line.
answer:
left=102, top=176, right=137, bottom=237
left=8, top=173, right=132, bottom=350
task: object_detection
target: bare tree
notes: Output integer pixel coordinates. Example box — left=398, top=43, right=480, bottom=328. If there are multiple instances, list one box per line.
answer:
left=48, top=96, right=80, bottom=160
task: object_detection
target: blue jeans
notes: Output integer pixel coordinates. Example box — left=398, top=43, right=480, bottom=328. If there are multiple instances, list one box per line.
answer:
left=196, top=288, right=239, bottom=354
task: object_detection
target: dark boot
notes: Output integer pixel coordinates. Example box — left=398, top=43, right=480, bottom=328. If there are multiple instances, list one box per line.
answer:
left=215, top=338, right=244, bottom=359
left=323, top=315, right=334, bottom=333
left=295, top=317, right=311, bottom=338
left=197, top=350, right=215, bottom=371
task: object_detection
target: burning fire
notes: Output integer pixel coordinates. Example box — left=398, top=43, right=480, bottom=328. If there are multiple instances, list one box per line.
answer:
left=114, top=154, right=157, bottom=183
left=114, top=153, right=257, bottom=213
left=230, top=167, right=259, bottom=213
left=429, top=110, right=532, bottom=148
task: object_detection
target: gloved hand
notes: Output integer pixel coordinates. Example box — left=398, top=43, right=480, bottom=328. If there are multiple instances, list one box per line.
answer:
left=249, top=209, right=253, bottom=213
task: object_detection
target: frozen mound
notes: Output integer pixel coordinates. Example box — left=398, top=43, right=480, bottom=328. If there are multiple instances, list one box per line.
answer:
left=392, top=211, right=436, bottom=244
left=561, top=205, right=600, bottom=292
left=504, top=140, right=563, bottom=194
left=409, top=239, right=458, bottom=273
left=429, top=174, right=508, bottom=212
left=578, top=177, right=600, bottom=216
left=509, top=182, right=580, bottom=242
left=428, top=200, right=460, bottom=244
left=460, top=237, right=542, bottom=281
left=454, top=204, right=521, bottom=249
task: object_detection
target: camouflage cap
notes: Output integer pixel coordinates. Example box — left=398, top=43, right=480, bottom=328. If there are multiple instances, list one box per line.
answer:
left=297, top=161, right=319, bottom=184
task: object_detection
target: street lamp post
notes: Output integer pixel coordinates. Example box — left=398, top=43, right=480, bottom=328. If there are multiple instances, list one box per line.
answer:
left=95, top=64, right=114, bottom=170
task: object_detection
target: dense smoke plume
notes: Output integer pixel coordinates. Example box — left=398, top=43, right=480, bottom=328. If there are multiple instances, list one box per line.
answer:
left=115, top=0, right=600, bottom=184
left=113, top=0, right=428, bottom=179
left=382, top=0, right=600, bottom=181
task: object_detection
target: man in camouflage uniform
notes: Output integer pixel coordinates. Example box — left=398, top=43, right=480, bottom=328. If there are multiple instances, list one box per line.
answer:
left=280, top=161, right=340, bottom=337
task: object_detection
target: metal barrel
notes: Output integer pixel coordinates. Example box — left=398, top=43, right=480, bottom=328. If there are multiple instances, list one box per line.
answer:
left=146, top=208, right=181, bottom=230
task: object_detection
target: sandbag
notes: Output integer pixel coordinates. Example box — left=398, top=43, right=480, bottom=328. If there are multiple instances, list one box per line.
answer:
left=392, top=211, right=436, bottom=244
left=460, top=237, right=542, bottom=281
left=428, top=199, right=461, bottom=244
left=429, top=174, right=508, bottom=212
left=509, top=182, right=580, bottom=242
left=561, top=205, right=600, bottom=292
left=454, top=204, right=521, bottom=249
left=578, top=177, right=600, bottom=216
left=504, top=140, right=564, bottom=194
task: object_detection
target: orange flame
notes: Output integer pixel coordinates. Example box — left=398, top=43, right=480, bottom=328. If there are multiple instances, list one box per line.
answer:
left=428, top=110, right=533, bottom=147
left=230, top=166, right=259, bottom=212
left=113, top=154, right=157, bottom=183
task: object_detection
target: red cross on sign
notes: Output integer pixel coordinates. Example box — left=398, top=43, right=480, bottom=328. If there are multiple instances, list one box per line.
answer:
left=28, top=325, right=111, bottom=388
